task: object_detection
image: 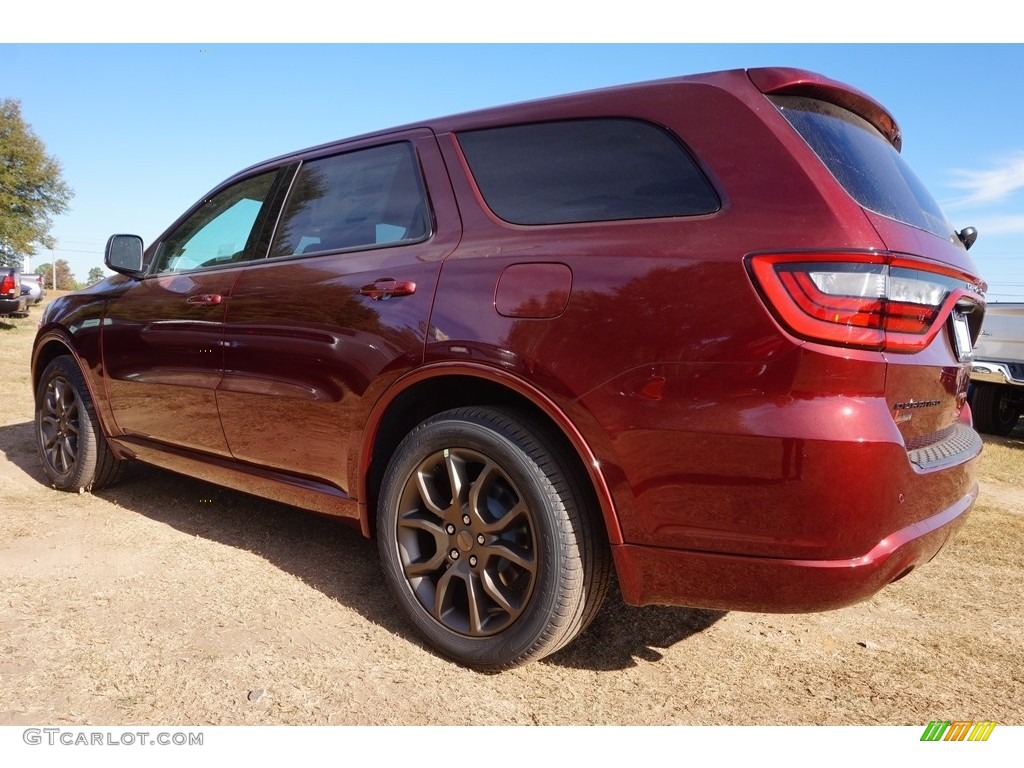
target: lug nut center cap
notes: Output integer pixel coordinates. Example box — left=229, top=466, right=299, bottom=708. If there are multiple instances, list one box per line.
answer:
left=456, top=530, right=474, bottom=552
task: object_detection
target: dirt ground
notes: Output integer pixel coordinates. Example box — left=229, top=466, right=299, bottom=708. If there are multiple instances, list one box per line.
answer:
left=1, top=298, right=1022, bottom=726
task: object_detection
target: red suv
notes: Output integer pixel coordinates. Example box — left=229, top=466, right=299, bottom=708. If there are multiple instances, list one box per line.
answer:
left=32, top=68, right=986, bottom=669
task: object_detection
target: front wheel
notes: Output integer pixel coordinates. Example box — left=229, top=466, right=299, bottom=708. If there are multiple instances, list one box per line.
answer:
left=377, top=406, right=610, bottom=670
left=35, top=355, right=127, bottom=491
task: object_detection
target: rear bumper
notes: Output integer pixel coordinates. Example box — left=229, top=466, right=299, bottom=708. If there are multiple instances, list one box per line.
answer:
left=971, top=360, right=1024, bottom=387
left=0, top=296, right=28, bottom=315
left=613, top=481, right=977, bottom=611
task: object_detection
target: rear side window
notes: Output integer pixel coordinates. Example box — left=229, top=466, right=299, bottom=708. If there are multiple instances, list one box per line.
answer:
left=270, top=142, right=430, bottom=258
left=457, top=119, right=719, bottom=225
left=770, top=95, right=953, bottom=239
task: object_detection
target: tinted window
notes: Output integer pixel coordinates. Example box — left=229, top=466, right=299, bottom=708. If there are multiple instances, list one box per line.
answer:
left=771, top=95, right=953, bottom=239
left=457, top=119, right=719, bottom=225
left=270, top=142, right=430, bottom=258
left=153, top=171, right=278, bottom=274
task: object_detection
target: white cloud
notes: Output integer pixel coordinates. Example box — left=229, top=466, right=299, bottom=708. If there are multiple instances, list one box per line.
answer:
left=965, top=213, right=1024, bottom=236
left=944, top=152, right=1024, bottom=209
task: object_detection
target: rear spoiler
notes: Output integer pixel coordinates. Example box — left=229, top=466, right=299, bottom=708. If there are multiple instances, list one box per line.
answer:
left=747, top=67, right=902, bottom=151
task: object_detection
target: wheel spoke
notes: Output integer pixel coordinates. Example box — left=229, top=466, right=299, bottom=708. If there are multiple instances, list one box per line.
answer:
left=483, top=541, right=535, bottom=573
left=445, top=451, right=469, bottom=505
left=478, top=500, right=529, bottom=535
left=466, top=460, right=498, bottom=522
left=397, top=513, right=448, bottom=577
left=414, top=467, right=449, bottom=517
left=54, top=379, right=73, bottom=411
left=43, top=386, right=59, bottom=419
left=402, top=549, right=449, bottom=578
left=433, top=567, right=460, bottom=624
left=399, top=513, right=446, bottom=539
left=464, top=572, right=486, bottom=636
left=57, top=438, right=75, bottom=472
left=40, top=415, right=59, bottom=440
left=480, top=569, right=517, bottom=616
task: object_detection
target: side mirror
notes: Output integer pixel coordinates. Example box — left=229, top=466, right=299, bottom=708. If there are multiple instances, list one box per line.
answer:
left=105, top=234, right=145, bottom=276
left=957, top=227, right=978, bottom=251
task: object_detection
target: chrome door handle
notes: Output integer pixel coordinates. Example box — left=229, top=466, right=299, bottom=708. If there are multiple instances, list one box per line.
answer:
left=359, top=279, right=416, bottom=301
left=187, top=294, right=223, bottom=305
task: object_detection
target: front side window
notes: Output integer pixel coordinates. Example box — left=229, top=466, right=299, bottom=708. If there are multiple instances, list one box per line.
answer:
left=152, top=171, right=278, bottom=274
left=457, top=118, right=720, bottom=225
left=270, top=142, right=430, bottom=259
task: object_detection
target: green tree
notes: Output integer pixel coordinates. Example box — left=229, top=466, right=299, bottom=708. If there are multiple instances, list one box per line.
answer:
left=0, top=98, right=73, bottom=268
left=37, top=259, right=77, bottom=291
left=86, top=266, right=105, bottom=285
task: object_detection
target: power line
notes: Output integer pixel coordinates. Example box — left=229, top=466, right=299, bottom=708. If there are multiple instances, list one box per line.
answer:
left=53, top=238, right=107, bottom=246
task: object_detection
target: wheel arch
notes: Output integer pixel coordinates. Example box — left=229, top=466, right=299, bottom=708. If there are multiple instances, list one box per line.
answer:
left=32, top=333, right=87, bottom=394
left=32, top=332, right=120, bottom=449
left=356, top=363, right=623, bottom=546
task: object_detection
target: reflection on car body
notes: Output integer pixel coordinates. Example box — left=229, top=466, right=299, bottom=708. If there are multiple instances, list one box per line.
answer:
left=31, top=68, right=986, bottom=669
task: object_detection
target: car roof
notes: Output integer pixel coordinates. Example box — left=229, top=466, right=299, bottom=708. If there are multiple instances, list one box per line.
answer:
left=225, top=66, right=899, bottom=182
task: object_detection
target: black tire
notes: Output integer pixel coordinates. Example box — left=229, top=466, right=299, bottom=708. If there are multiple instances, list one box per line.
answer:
left=377, top=406, right=611, bottom=670
left=35, top=355, right=127, bottom=491
left=971, top=383, right=1021, bottom=436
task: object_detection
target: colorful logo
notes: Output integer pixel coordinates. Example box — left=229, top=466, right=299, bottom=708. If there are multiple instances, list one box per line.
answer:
left=921, top=721, right=997, bottom=742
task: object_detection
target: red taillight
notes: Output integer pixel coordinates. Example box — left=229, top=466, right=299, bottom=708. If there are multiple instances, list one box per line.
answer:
left=747, top=252, right=984, bottom=352
left=1, top=274, right=16, bottom=297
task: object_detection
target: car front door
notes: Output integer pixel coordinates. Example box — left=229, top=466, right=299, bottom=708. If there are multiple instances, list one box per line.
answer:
left=102, top=168, right=286, bottom=455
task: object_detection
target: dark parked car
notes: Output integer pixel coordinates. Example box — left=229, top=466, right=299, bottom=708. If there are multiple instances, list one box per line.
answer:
left=32, top=68, right=987, bottom=669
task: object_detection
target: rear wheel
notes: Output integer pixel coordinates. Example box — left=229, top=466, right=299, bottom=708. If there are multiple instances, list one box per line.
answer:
left=971, top=383, right=1021, bottom=436
left=377, top=406, right=610, bottom=670
left=35, top=355, right=127, bottom=491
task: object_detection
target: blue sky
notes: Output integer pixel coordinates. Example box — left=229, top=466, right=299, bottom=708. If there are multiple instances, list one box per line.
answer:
left=3, top=42, right=1024, bottom=299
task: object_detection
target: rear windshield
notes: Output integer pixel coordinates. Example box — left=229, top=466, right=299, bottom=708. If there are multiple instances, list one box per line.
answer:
left=457, top=118, right=720, bottom=225
left=770, top=95, right=953, bottom=239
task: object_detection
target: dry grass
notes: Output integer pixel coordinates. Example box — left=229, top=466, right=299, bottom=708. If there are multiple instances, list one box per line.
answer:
left=0, top=297, right=1021, bottom=725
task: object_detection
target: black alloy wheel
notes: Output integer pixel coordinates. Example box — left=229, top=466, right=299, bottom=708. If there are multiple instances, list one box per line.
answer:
left=36, top=355, right=126, bottom=491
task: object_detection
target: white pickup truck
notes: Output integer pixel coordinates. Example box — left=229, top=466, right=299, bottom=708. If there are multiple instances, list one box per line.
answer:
left=969, top=302, right=1024, bottom=435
